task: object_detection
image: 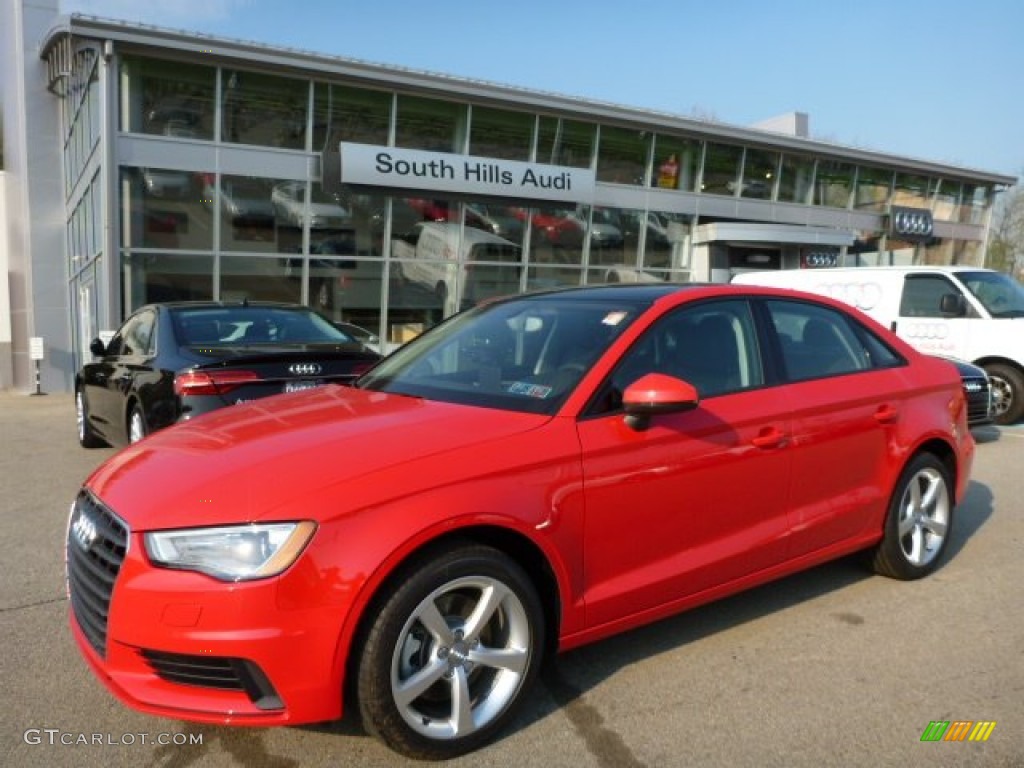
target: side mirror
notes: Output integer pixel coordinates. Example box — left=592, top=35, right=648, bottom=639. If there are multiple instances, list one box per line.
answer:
left=622, top=373, right=699, bottom=430
left=89, top=337, right=106, bottom=357
left=939, top=293, right=967, bottom=317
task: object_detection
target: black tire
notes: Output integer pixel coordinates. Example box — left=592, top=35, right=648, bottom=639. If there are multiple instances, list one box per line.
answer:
left=356, top=544, right=544, bottom=760
left=128, top=404, right=148, bottom=444
left=75, top=390, right=107, bottom=448
left=870, top=453, right=954, bottom=580
left=984, top=362, right=1024, bottom=426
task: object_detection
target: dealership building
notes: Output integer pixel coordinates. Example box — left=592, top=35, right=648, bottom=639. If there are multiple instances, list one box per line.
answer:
left=1, top=1, right=1017, bottom=393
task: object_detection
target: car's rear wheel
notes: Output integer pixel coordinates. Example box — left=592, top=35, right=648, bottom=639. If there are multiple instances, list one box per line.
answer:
left=128, top=404, right=147, bottom=444
left=76, top=390, right=107, bottom=448
left=870, top=453, right=953, bottom=580
left=985, top=362, right=1024, bottom=426
left=356, top=544, right=543, bottom=760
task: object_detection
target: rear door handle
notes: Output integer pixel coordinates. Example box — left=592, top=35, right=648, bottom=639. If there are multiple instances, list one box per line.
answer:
left=874, top=404, right=899, bottom=424
left=751, top=426, right=787, bottom=449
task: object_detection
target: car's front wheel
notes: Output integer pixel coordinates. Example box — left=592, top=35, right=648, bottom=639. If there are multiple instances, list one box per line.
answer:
left=985, top=362, right=1024, bottom=426
left=356, top=543, right=544, bottom=760
left=870, top=453, right=953, bottom=580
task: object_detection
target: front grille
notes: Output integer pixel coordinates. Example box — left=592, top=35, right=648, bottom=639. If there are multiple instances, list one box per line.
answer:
left=140, top=650, right=283, bottom=710
left=962, top=377, right=992, bottom=424
left=67, top=491, right=128, bottom=658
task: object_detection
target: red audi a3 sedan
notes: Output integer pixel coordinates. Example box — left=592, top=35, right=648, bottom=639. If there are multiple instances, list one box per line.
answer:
left=67, top=283, right=974, bottom=759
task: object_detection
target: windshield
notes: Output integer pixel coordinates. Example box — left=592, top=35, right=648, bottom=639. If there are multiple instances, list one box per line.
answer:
left=358, top=297, right=642, bottom=414
left=959, top=271, right=1024, bottom=317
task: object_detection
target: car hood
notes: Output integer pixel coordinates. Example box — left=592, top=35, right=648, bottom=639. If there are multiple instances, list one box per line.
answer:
left=85, top=385, right=550, bottom=530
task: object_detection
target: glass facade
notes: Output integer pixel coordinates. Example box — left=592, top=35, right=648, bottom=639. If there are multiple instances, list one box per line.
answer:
left=85, top=50, right=999, bottom=351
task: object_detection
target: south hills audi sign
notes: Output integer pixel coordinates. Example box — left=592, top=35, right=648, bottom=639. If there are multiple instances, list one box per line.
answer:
left=888, top=207, right=935, bottom=242
left=340, top=142, right=596, bottom=204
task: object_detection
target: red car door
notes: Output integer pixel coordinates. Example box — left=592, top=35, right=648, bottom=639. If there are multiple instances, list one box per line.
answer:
left=576, top=299, right=793, bottom=629
left=764, top=299, right=911, bottom=556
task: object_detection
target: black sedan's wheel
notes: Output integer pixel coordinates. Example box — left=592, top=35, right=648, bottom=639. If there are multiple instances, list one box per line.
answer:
left=357, top=544, right=543, bottom=760
left=870, top=453, right=953, bottom=580
left=76, top=390, right=106, bottom=448
left=128, top=404, right=148, bottom=444
left=985, top=362, right=1024, bottom=425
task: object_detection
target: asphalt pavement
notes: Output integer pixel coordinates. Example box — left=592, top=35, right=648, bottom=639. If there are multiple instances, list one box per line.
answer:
left=2, top=391, right=1022, bottom=767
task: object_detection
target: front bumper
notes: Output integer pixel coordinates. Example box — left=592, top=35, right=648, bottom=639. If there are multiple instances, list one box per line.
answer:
left=67, top=495, right=351, bottom=726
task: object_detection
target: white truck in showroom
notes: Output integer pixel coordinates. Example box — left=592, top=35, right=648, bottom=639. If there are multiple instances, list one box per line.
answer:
left=732, top=266, right=1024, bottom=425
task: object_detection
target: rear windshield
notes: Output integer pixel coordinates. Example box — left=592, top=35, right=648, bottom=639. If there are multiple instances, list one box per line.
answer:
left=172, top=306, right=354, bottom=345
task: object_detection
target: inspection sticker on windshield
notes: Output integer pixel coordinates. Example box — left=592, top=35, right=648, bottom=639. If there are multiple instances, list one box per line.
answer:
left=602, top=311, right=628, bottom=326
left=507, top=382, right=553, bottom=398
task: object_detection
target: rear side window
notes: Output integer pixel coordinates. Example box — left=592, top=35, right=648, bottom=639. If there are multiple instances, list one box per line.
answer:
left=766, top=300, right=901, bottom=381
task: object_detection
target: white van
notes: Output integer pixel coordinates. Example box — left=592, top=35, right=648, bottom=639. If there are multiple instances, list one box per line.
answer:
left=732, top=266, right=1024, bottom=425
left=393, top=222, right=521, bottom=315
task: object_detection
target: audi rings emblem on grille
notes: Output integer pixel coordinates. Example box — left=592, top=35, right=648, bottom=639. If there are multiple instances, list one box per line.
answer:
left=71, top=510, right=99, bottom=552
left=289, top=363, right=322, bottom=376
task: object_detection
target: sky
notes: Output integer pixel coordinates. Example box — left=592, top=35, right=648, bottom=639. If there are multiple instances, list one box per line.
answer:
left=61, top=0, right=1023, bottom=182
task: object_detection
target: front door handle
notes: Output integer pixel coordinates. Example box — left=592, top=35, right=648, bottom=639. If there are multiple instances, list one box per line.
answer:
left=874, top=404, right=899, bottom=424
left=751, top=426, right=787, bottom=449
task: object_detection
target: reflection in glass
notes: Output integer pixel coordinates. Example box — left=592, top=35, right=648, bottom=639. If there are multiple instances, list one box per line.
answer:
left=893, top=173, right=930, bottom=208
left=932, top=179, right=960, bottom=221
left=777, top=153, right=815, bottom=204
left=313, top=83, right=391, bottom=149
left=121, top=55, right=215, bottom=139
left=739, top=149, right=779, bottom=199
left=395, top=95, right=466, bottom=152
left=214, top=174, right=280, bottom=251
left=521, top=204, right=587, bottom=266
left=536, top=117, right=594, bottom=168
left=855, top=166, right=893, bottom=211
left=220, top=255, right=301, bottom=303
left=701, top=142, right=743, bottom=195
left=121, top=252, right=214, bottom=311
left=652, top=135, right=701, bottom=191
left=813, top=160, right=855, bottom=208
left=307, top=256, right=388, bottom=332
left=121, top=167, right=211, bottom=250
left=469, top=105, right=533, bottom=161
left=222, top=70, right=308, bottom=149
left=596, top=126, right=649, bottom=185
left=391, top=221, right=522, bottom=317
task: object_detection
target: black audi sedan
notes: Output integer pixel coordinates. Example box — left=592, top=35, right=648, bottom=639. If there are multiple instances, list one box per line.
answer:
left=75, top=302, right=381, bottom=448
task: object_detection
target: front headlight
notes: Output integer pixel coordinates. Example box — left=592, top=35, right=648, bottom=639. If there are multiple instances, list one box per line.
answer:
left=144, top=521, right=317, bottom=581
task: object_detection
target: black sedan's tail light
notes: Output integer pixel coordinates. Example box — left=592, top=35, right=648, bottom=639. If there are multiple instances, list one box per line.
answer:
left=175, top=369, right=260, bottom=397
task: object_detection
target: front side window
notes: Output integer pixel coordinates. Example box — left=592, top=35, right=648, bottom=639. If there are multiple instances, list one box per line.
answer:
left=590, top=299, right=763, bottom=415
left=899, top=275, right=963, bottom=317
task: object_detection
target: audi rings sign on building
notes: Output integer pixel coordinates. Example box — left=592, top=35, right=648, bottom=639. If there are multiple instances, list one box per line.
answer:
left=889, top=207, right=934, bottom=242
left=801, top=250, right=839, bottom=269
left=288, top=363, right=323, bottom=376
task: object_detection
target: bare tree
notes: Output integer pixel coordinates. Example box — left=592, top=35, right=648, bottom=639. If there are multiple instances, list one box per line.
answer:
left=987, top=182, right=1024, bottom=279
